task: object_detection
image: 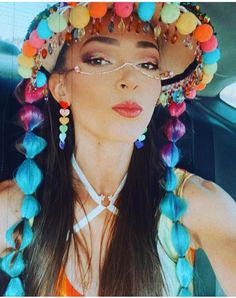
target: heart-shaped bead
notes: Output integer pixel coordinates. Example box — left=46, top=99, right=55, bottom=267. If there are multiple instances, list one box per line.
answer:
left=168, top=101, right=186, bottom=117
left=135, top=140, right=144, bottom=149
left=60, top=109, right=70, bottom=117
left=59, top=125, right=68, bottom=133
left=59, top=117, right=69, bottom=125
left=24, top=80, right=46, bottom=103
left=59, top=133, right=66, bottom=142
left=138, top=134, right=146, bottom=142
left=59, top=100, right=70, bottom=109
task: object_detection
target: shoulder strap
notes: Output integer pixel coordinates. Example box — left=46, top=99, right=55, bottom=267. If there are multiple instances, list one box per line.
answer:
left=174, top=168, right=194, bottom=197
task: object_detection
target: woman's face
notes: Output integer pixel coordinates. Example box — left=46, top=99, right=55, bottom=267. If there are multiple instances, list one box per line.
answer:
left=60, top=14, right=161, bottom=144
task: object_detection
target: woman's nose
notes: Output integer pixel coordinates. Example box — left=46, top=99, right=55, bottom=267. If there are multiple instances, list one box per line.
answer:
left=116, top=73, right=138, bottom=92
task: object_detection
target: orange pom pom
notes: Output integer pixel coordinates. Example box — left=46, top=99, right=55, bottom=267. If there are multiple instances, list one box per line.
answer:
left=89, top=3, right=107, bottom=18
left=193, top=24, right=213, bottom=42
left=194, top=83, right=206, bottom=91
left=67, top=2, right=77, bottom=7
left=22, top=40, right=37, bottom=57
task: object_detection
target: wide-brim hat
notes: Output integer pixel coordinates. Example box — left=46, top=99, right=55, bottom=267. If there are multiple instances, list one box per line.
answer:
left=17, top=2, right=220, bottom=107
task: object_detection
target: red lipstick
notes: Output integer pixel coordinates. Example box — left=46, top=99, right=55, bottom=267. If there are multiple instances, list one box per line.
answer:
left=112, top=101, right=143, bottom=118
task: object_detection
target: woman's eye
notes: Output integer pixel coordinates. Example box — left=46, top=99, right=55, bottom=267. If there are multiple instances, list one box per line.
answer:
left=84, top=57, right=111, bottom=66
left=139, top=62, right=159, bottom=70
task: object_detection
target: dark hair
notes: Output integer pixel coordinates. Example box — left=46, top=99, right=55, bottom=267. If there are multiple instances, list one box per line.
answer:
left=5, top=39, right=170, bottom=295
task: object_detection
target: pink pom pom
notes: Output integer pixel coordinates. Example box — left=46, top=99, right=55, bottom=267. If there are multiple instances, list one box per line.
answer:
left=114, top=2, right=134, bottom=18
left=200, top=35, right=218, bottom=53
left=168, top=101, right=186, bottom=117
left=185, top=89, right=196, bottom=99
left=29, top=30, right=45, bottom=49
left=25, top=80, right=47, bottom=103
left=164, top=118, right=186, bottom=142
left=18, top=105, right=44, bottom=131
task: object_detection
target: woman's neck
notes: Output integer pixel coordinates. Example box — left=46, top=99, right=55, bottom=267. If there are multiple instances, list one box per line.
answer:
left=73, top=124, right=134, bottom=197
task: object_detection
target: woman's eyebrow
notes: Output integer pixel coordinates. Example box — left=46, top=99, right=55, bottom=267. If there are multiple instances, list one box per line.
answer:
left=81, top=36, right=159, bottom=52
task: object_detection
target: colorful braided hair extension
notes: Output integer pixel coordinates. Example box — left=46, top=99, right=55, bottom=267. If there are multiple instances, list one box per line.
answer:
left=0, top=81, right=47, bottom=295
left=159, top=100, right=194, bottom=296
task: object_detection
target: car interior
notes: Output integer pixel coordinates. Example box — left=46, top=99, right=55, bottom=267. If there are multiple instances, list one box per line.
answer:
left=0, top=2, right=235, bottom=296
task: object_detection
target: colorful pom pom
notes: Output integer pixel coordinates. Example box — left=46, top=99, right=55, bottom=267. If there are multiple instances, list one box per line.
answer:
left=194, top=83, right=206, bottom=91
left=176, top=12, right=198, bottom=35
left=36, top=71, right=47, bottom=88
left=17, top=54, right=35, bottom=68
left=36, top=19, right=53, bottom=39
left=160, top=4, right=180, bottom=24
left=69, top=6, right=90, bottom=28
left=203, top=48, right=221, bottom=64
left=47, top=13, right=67, bottom=33
left=201, top=73, right=214, bottom=84
left=200, top=35, right=218, bottom=52
left=18, top=66, right=32, bottom=79
left=137, top=2, right=156, bottom=21
left=114, top=2, right=134, bottom=18
left=203, top=63, right=218, bottom=75
left=185, top=89, right=196, bottom=99
left=29, top=30, right=45, bottom=49
left=193, top=24, right=213, bottom=42
left=22, top=40, right=37, bottom=57
left=89, top=2, right=107, bottom=18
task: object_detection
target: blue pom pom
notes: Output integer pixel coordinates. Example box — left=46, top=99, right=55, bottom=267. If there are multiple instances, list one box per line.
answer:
left=21, top=195, right=41, bottom=219
left=36, top=71, right=47, bottom=88
left=203, top=48, right=221, bottom=64
left=1, top=252, right=25, bottom=278
left=171, top=222, right=190, bottom=256
left=15, top=158, right=43, bottom=194
left=138, top=2, right=156, bottom=21
left=160, top=192, right=187, bottom=221
left=176, top=258, right=193, bottom=288
left=23, top=132, right=47, bottom=158
left=178, top=287, right=193, bottom=296
left=36, top=19, right=53, bottom=39
left=4, top=277, right=25, bottom=296
left=165, top=167, right=178, bottom=191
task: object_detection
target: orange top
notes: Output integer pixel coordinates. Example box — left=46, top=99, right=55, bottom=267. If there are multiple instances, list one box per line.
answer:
left=56, top=267, right=84, bottom=296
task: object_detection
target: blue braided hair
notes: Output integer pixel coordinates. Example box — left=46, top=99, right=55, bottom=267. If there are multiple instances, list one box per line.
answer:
left=1, top=86, right=47, bottom=295
left=159, top=101, right=194, bottom=296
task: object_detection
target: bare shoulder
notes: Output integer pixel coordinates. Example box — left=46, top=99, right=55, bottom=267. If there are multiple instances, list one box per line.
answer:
left=0, top=180, right=24, bottom=256
left=181, top=173, right=236, bottom=249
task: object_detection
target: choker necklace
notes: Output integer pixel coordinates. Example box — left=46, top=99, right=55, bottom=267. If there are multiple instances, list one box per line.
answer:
left=71, top=153, right=127, bottom=233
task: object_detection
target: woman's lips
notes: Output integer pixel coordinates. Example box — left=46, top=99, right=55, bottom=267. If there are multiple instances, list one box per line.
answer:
left=112, top=101, right=143, bottom=118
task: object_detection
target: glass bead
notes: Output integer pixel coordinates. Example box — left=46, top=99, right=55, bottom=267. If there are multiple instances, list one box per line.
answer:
left=154, top=25, right=162, bottom=38
left=41, top=48, right=47, bottom=59
left=108, top=21, right=114, bottom=33
left=65, top=32, right=72, bottom=43
left=118, top=19, right=125, bottom=32
left=48, top=43, right=53, bottom=55
left=143, top=22, right=151, bottom=33
left=135, top=20, right=142, bottom=34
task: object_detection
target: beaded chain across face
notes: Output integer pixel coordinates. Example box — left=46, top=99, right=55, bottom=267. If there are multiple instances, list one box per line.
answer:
left=0, top=2, right=220, bottom=296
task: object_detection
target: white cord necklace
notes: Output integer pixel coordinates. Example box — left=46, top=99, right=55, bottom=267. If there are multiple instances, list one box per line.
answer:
left=71, top=154, right=127, bottom=233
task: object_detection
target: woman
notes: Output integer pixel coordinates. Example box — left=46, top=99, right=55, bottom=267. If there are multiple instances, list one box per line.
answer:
left=0, top=2, right=235, bottom=296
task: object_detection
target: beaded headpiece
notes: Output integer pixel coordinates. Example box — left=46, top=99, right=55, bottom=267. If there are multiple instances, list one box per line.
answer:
left=1, top=2, right=220, bottom=296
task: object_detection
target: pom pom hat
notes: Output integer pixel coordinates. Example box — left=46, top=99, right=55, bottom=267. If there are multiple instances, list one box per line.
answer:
left=2, top=2, right=220, bottom=296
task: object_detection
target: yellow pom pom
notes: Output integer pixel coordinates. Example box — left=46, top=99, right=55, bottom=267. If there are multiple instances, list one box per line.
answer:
left=18, top=66, right=32, bottom=78
left=203, top=63, right=217, bottom=75
left=17, top=54, right=35, bottom=68
left=201, top=73, right=214, bottom=84
left=47, top=13, right=67, bottom=33
left=69, top=6, right=90, bottom=29
left=176, top=12, right=198, bottom=35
